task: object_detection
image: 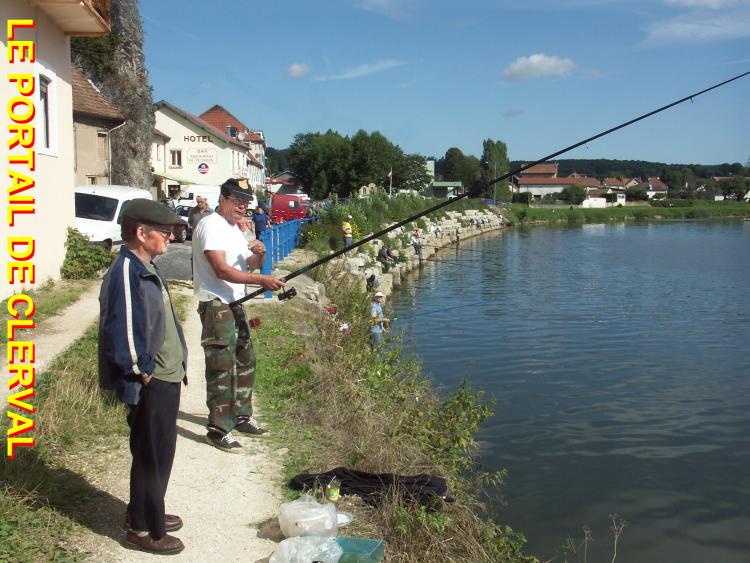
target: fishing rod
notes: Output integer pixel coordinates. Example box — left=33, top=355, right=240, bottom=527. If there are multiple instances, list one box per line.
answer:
left=234, top=70, right=750, bottom=306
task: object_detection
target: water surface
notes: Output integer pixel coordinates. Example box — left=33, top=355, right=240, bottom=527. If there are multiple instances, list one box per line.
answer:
left=391, top=221, right=750, bottom=563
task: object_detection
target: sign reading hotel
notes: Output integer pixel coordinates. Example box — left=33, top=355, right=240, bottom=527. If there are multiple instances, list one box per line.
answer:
left=187, top=147, right=217, bottom=165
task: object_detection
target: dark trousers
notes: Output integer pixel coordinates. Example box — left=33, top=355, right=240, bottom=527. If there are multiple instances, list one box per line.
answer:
left=127, top=378, right=181, bottom=539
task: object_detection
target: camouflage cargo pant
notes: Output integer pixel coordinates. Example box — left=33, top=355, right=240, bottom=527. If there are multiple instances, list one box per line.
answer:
left=198, top=299, right=255, bottom=434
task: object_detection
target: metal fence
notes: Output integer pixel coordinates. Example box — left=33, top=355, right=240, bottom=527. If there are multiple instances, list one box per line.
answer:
left=258, top=219, right=311, bottom=298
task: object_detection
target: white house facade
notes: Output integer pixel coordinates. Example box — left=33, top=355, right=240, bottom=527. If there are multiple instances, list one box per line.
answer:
left=154, top=100, right=251, bottom=188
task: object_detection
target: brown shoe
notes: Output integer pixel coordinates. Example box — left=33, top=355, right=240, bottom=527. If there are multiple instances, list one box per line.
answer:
left=123, top=513, right=183, bottom=533
left=124, top=531, right=184, bottom=555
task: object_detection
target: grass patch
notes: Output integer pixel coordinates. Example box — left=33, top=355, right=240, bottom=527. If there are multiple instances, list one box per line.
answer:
left=0, top=288, right=134, bottom=562
left=251, top=266, right=535, bottom=562
left=510, top=201, right=750, bottom=225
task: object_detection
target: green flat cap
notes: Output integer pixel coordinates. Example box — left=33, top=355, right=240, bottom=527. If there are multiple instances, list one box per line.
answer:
left=220, top=178, right=254, bottom=201
left=123, top=199, right=182, bottom=225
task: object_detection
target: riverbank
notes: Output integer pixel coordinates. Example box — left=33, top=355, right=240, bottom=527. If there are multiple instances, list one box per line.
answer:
left=504, top=200, right=750, bottom=225
left=314, top=207, right=508, bottom=299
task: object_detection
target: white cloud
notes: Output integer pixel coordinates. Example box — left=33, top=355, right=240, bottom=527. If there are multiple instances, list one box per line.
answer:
left=645, top=8, right=750, bottom=42
left=501, top=108, right=524, bottom=118
left=502, top=54, right=576, bottom=81
left=315, top=59, right=406, bottom=81
left=663, top=0, right=750, bottom=8
left=287, top=63, right=310, bottom=78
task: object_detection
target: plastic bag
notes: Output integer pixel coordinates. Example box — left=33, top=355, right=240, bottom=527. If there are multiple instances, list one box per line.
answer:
left=278, top=494, right=338, bottom=538
left=269, top=536, right=342, bottom=563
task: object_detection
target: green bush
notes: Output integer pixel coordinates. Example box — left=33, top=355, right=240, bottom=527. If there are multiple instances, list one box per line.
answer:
left=651, top=199, right=693, bottom=208
left=60, top=228, right=113, bottom=279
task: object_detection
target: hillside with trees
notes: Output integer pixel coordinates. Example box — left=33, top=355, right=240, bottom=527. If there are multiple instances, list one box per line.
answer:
left=509, top=158, right=748, bottom=182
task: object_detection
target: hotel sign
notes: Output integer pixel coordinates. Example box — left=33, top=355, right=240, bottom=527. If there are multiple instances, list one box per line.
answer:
left=187, top=148, right=217, bottom=164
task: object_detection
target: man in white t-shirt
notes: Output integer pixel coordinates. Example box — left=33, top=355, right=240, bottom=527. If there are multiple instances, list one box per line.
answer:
left=192, top=178, right=285, bottom=453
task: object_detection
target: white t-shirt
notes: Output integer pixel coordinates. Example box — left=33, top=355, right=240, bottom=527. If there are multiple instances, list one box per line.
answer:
left=192, top=212, right=251, bottom=303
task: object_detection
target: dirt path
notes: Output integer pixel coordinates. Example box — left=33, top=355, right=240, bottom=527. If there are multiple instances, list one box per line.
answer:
left=80, top=286, right=285, bottom=562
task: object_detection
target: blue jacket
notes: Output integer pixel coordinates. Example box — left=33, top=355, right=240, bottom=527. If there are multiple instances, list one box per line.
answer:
left=98, top=246, right=187, bottom=405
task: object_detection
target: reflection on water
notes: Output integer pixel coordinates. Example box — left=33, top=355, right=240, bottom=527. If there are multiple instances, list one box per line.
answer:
left=391, top=222, right=750, bottom=563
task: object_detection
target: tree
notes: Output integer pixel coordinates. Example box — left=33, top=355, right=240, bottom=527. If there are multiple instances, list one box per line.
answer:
left=479, top=139, right=510, bottom=201
left=393, top=153, right=431, bottom=193
left=661, top=167, right=694, bottom=198
left=625, top=184, right=649, bottom=201
left=441, top=147, right=466, bottom=182
left=480, top=139, right=511, bottom=200
left=560, top=185, right=587, bottom=205
left=719, top=177, right=749, bottom=201
left=350, top=130, right=395, bottom=189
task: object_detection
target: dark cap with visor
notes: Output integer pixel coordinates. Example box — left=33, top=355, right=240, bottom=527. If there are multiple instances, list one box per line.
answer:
left=221, top=178, right=254, bottom=202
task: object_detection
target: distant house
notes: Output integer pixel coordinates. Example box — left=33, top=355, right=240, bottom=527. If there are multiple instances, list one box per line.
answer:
left=645, top=177, right=668, bottom=199
left=520, top=163, right=558, bottom=178
left=513, top=175, right=601, bottom=199
left=623, top=178, right=642, bottom=189
left=266, top=171, right=303, bottom=196
left=71, top=67, right=124, bottom=186
left=602, top=177, right=628, bottom=191
left=427, top=181, right=463, bottom=198
left=199, top=105, right=266, bottom=191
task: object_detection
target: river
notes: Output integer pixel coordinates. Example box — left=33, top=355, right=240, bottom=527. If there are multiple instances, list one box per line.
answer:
left=390, top=221, right=750, bottom=563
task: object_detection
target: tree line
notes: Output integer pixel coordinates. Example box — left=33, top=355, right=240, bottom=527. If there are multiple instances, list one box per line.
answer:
left=285, top=130, right=432, bottom=200
left=509, top=158, right=748, bottom=183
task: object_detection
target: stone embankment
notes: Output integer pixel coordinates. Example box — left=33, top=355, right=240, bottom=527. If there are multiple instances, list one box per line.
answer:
left=328, top=208, right=507, bottom=299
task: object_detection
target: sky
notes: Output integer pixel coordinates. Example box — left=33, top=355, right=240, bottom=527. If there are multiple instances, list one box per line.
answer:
left=141, top=0, right=750, bottom=166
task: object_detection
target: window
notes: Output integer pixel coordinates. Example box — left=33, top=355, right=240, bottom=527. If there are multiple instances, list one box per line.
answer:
left=97, top=131, right=108, bottom=161
left=157, top=144, right=163, bottom=162
left=39, top=76, right=51, bottom=149
left=170, top=149, right=182, bottom=167
left=32, top=61, right=58, bottom=156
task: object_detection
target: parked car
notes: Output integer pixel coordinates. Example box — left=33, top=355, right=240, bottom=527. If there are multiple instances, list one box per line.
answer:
left=74, top=185, right=152, bottom=250
left=174, top=205, right=194, bottom=239
left=270, top=193, right=309, bottom=222
left=165, top=204, right=189, bottom=242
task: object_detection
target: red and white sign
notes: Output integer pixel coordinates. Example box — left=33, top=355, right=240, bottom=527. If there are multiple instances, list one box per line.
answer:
left=197, top=162, right=209, bottom=175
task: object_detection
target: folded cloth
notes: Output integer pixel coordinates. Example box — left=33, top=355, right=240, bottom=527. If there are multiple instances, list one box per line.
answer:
left=290, top=467, right=450, bottom=507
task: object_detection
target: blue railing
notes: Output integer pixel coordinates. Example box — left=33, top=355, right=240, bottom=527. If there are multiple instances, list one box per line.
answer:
left=258, top=218, right=311, bottom=298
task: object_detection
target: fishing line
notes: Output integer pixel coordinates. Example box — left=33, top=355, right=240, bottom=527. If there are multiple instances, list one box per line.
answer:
left=233, top=70, right=750, bottom=306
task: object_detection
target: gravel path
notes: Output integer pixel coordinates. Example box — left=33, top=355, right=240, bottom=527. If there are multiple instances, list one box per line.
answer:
left=10, top=283, right=285, bottom=562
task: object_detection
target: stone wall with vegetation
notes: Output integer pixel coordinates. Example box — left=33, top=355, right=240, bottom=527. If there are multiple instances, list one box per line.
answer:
left=72, top=0, right=154, bottom=189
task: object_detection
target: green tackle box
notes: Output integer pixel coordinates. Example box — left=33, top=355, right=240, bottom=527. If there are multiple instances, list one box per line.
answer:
left=335, top=536, right=385, bottom=563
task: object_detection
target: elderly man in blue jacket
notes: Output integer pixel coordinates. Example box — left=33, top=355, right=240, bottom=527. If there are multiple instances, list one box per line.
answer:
left=98, top=199, right=188, bottom=555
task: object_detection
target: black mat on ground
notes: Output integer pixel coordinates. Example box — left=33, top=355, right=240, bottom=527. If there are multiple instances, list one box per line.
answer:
left=290, top=467, right=450, bottom=507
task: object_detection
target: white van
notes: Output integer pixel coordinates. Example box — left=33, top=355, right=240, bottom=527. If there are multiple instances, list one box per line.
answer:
left=176, top=185, right=221, bottom=211
left=74, top=185, right=153, bottom=249
left=177, top=184, right=257, bottom=211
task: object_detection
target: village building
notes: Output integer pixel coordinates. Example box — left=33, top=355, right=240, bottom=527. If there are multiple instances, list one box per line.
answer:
left=153, top=100, right=259, bottom=198
left=199, top=104, right=266, bottom=192
left=513, top=175, right=601, bottom=199
left=266, top=171, right=304, bottom=196
left=645, top=177, right=668, bottom=199
left=71, top=67, right=124, bottom=186
left=0, top=0, right=111, bottom=299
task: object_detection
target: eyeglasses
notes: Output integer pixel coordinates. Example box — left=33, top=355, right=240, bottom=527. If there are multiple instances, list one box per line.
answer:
left=147, top=225, right=173, bottom=238
left=226, top=196, right=249, bottom=209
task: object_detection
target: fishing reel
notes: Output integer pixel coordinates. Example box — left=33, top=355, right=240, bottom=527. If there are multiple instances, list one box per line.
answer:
left=278, top=287, right=297, bottom=301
